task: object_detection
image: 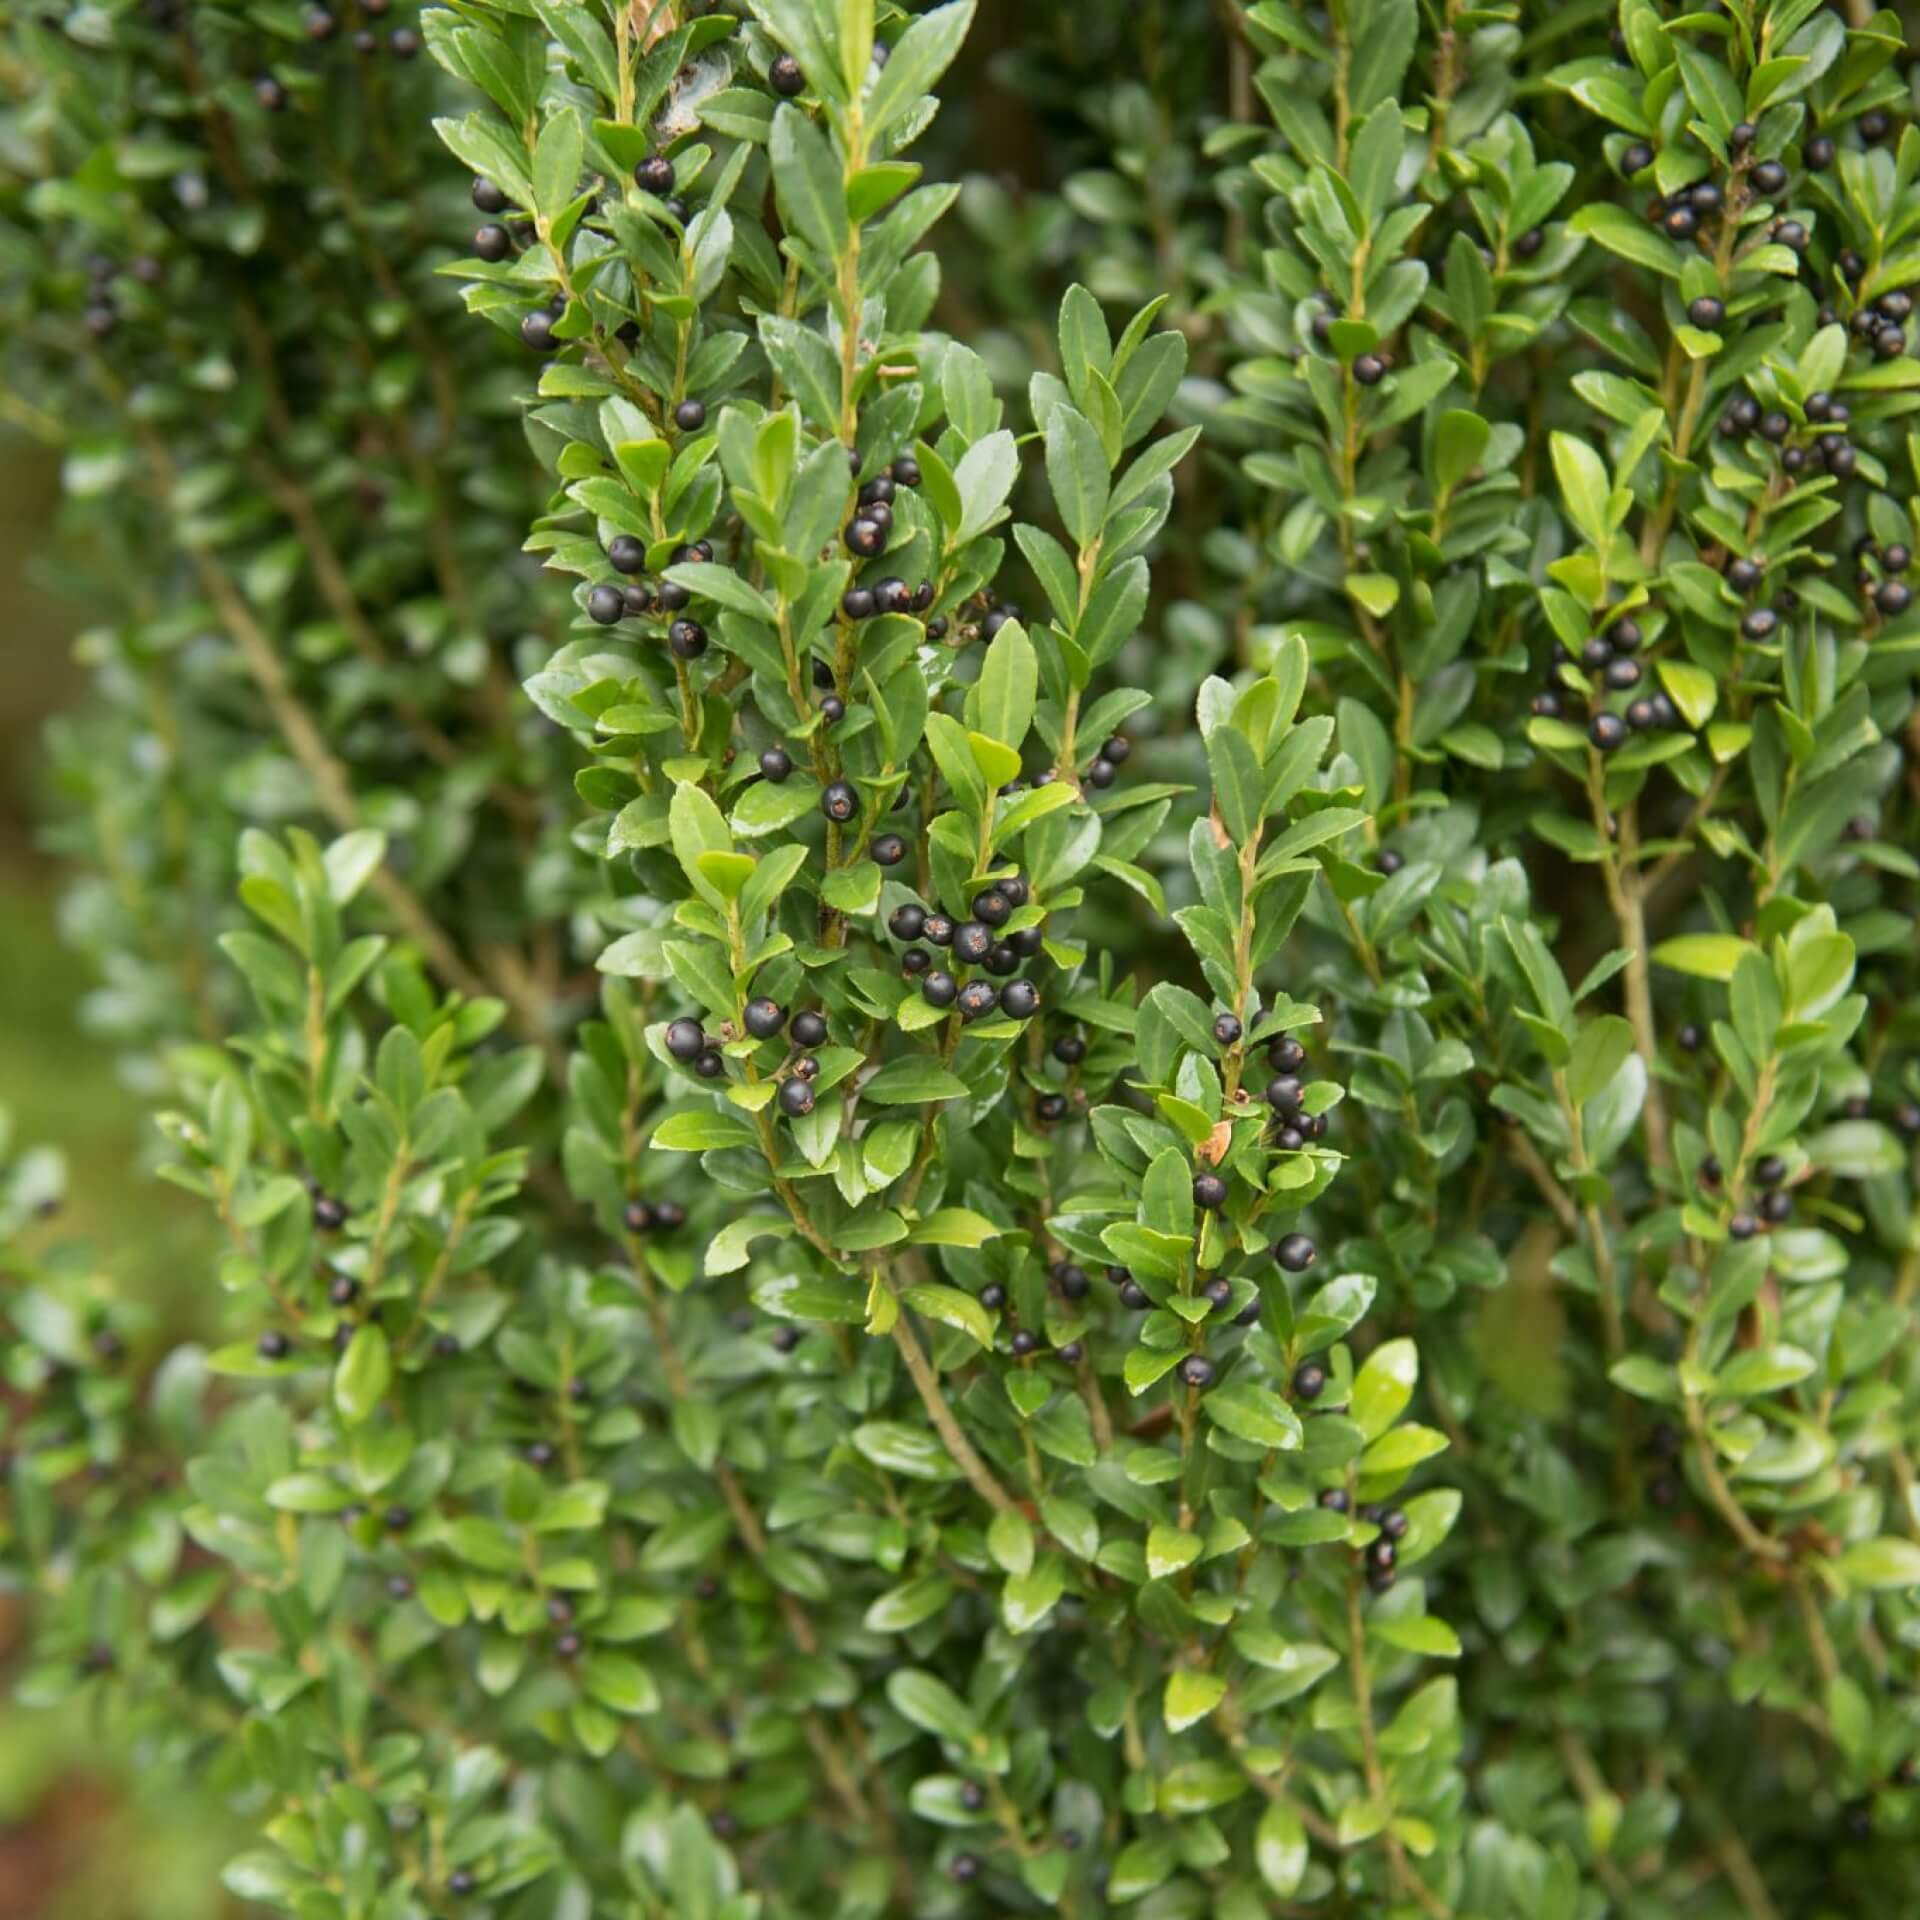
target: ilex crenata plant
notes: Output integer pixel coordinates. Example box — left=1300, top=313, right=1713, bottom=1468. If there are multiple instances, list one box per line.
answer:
left=5, top=0, right=1920, bottom=1916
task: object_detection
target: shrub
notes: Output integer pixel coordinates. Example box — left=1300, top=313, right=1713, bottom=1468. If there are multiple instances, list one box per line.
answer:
left=5, top=1, right=1920, bottom=1915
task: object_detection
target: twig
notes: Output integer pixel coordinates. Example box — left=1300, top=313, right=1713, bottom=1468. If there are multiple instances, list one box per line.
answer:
left=891, top=1315, right=1017, bottom=1514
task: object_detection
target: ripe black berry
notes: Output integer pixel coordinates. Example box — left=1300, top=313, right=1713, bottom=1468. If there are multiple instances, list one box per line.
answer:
left=473, top=224, right=513, bottom=262
left=820, top=782, right=858, bottom=824
left=1621, top=142, right=1654, bottom=175
left=888, top=903, right=926, bottom=942
left=922, top=971, right=957, bottom=1008
left=1318, top=1487, right=1350, bottom=1512
left=743, top=998, right=786, bottom=1040
left=1192, top=1172, right=1228, bottom=1210
left=1274, top=1233, right=1317, bottom=1273
left=258, top=1330, right=291, bottom=1359
left=674, top=398, right=706, bottom=431
left=845, top=518, right=884, bottom=556
left=1729, top=1212, right=1758, bottom=1241
left=1514, top=226, right=1544, bottom=258
left=758, top=746, right=794, bottom=785
left=1053, top=1034, right=1086, bottom=1065
left=841, top=586, right=875, bottom=621
left=1009, top=1330, right=1038, bottom=1358
left=923, top=912, right=955, bottom=947
left=1727, top=556, right=1762, bottom=593
left=313, top=1193, right=347, bottom=1230
left=818, top=695, right=845, bottom=724
left=599, top=539, right=648, bottom=583
left=1806, top=134, right=1834, bottom=169
left=473, top=177, right=508, bottom=214
left=1265, top=1074, right=1303, bottom=1113
left=1605, top=657, right=1641, bottom=689
left=777, top=1078, right=815, bottom=1117
left=1000, top=979, right=1039, bottom=1019
left=665, top=1018, right=706, bottom=1062
left=900, top=947, right=931, bottom=976
left=1269, top=1035, right=1306, bottom=1073
left=872, top=833, right=906, bottom=866
left=1664, top=206, right=1697, bottom=240
left=1213, top=1013, right=1242, bottom=1047
left=1751, top=159, right=1787, bottom=194
left=1036, top=1093, right=1068, bottom=1123
left=957, top=979, right=998, bottom=1021
left=1687, top=295, right=1725, bottom=328
left=1730, top=121, right=1755, bottom=150
left=972, top=887, right=1012, bottom=927
left=769, top=51, right=805, bottom=95
left=1376, top=848, right=1404, bottom=874
left=1293, top=1362, right=1326, bottom=1401
left=1353, top=353, right=1386, bottom=385
left=635, top=155, right=675, bottom=195
left=449, top=1870, right=477, bottom=1896
left=953, top=921, right=992, bottom=964
left=1085, top=758, right=1116, bottom=789
left=1179, top=1354, right=1216, bottom=1388
left=520, top=309, right=556, bottom=352
left=1741, top=607, right=1778, bottom=641
left=694, top=1049, right=725, bottom=1080
left=1760, top=1190, right=1792, bottom=1224
left=1118, top=1280, right=1150, bottom=1309
left=1589, top=712, right=1627, bottom=752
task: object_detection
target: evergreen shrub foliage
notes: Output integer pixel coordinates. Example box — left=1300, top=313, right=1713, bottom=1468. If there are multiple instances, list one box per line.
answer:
left=5, top=0, right=1920, bottom=1914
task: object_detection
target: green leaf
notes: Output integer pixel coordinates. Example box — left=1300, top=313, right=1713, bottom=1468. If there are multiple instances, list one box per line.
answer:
left=1371, top=1613, right=1462, bottom=1658
left=769, top=104, right=847, bottom=257
left=1657, top=658, right=1718, bottom=730
left=902, top=1282, right=993, bottom=1348
left=652, top=1109, right=757, bottom=1151
left=1163, top=1668, right=1228, bottom=1732
left=583, top=1651, right=660, bottom=1715
left=1652, top=933, right=1758, bottom=982
left=1255, top=1802, right=1309, bottom=1897
left=975, top=621, right=1038, bottom=747
left=1550, top=431, right=1613, bottom=547
left=333, top=1325, right=390, bottom=1427
left=1203, top=1383, right=1304, bottom=1450
left=865, top=0, right=976, bottom=136
left=909, top=1208, right=1001, bottom=1247
left=1566, top=1015, right=1635, bottom=1107
left=1432, top=408, right=1491, bottom=496
left=1837, top=1538, right=1920, bottom=1591
left=861, top=1058, right=971, bottom=1105
left=886, top=1668, right=979, bottom=1742
left=532, top=107, right=585, bottom=224
left=1045, top=404, right=1110, bottom=547
left=954, top=429, right=1018, bottom=542
left=1350, top=1337, right=1417, bottom=1441
left=988, top=1507, right=1036, bottom=1577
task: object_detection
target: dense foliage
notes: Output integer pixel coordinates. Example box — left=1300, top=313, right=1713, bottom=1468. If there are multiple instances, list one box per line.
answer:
left=6, top=0, right=1920, bottom=1915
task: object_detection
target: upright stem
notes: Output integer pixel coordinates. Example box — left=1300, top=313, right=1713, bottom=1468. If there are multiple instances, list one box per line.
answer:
left=891, top=1315, right=1016, bottom=1513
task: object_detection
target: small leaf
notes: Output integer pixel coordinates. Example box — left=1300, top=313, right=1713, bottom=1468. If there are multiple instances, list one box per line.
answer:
left=1163, top=1668, right=1228, bottom=1732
